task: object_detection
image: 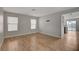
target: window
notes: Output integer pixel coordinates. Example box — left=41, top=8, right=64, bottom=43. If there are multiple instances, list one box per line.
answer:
left=7, top=16, right=18, bottom=31
left=31, top=19, right=36, bottom=29
left=67, top=20, right=76, bottom=31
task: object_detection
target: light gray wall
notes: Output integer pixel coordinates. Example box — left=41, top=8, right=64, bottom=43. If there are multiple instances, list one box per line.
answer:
left=0, top=7, right=4, bottom=48
left=39, top=13, right=61, bottom=38
left=39, top=8, right=79, bottom=38
left=4, top=8, right=79, bottom=38
left=4, top=12, right=39, bottom=38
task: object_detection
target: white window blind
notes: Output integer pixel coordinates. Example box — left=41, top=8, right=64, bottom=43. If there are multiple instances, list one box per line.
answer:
left=31, top=19, right=36, bottom=29
left=7, top=16, right=18, bottom=31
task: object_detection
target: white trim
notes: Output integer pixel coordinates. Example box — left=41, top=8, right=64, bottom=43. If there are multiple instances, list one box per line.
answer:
left=4, top=32, right=61, bottom=39
left=39, top=32, right=61, bottom=38
left=4, top=32, right=37, bottom=38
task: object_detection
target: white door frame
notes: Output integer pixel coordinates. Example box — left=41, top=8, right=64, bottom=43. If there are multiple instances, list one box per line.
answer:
left=61, top=15, right=64, bottom=38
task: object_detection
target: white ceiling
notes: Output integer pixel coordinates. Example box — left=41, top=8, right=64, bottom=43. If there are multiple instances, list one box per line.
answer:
left=3, top=7, right=75, bottom=17
left=63, top=11, right=79, bottom=19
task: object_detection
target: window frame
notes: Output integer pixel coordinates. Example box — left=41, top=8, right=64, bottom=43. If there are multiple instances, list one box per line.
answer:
left=31, top=19, right=37, bottom=29
left=7, top=16, right=18, bottom=32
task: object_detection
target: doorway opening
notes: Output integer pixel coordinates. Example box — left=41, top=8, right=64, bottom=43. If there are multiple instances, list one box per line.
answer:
left=61, top=11, right=79, bottom=38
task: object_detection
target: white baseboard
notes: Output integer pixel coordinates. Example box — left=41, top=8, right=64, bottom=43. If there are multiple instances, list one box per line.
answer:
left=40, top=32, right=61, bottom=38
left=4, top=32, right=61, bottom=39
left=4, top=32, right=37, bottom=38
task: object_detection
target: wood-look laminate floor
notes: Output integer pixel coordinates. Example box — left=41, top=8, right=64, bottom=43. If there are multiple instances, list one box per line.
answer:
left=0, top=32, right=79, bottom=51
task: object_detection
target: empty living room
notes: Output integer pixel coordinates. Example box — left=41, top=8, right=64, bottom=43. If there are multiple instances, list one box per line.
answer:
left=0, top=7, right=79, bottom=51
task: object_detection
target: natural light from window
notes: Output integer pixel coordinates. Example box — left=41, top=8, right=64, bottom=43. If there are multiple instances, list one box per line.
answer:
left=8, top=16, right=18, bottom=31
left=31, top=19, right=36, bottom=29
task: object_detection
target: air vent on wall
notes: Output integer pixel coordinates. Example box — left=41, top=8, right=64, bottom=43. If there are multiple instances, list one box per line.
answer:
left=32, top=9, right=36, bottom=11
left=46, top=20, right=50, bottom=22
